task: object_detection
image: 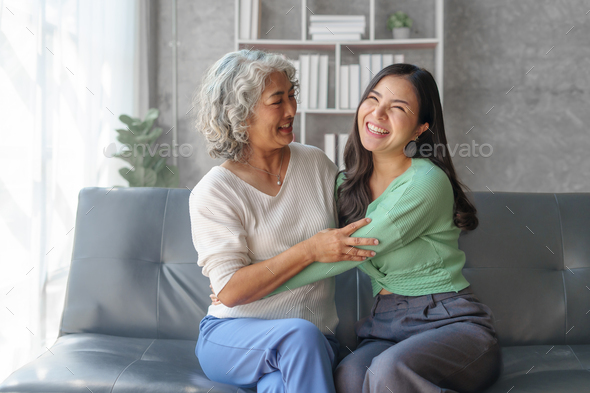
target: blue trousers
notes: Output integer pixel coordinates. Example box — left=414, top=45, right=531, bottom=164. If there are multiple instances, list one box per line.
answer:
left=196, top=315, right=340, bottom=393
left=335, top=286, right=502, bottom=393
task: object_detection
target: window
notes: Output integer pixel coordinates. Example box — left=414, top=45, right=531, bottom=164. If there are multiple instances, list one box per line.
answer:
left=0, top=0, right=142, bottom=380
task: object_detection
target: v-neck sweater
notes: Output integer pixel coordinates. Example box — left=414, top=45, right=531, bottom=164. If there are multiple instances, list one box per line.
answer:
left=189, top=142, right=340, bottom=334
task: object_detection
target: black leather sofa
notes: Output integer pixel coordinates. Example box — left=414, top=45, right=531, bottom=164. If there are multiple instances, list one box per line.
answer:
left=1, top=187, right=589, bottom=392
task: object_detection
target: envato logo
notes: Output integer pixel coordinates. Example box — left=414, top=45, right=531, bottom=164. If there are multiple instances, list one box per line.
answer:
left=103, top=142, right=194, bottom=158
left=415, top=141, right=493, bottom=158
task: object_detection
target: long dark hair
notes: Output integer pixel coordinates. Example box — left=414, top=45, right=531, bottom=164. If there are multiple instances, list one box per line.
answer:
left=337, top=64, right=478, bottom=231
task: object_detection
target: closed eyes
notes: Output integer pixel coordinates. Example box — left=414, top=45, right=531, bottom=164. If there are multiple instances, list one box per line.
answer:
left=274, top=94, right=296, bottom=105
left=368, top=96, right=404, bottom=111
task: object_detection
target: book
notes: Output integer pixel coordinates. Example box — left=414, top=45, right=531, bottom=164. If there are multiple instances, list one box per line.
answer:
left=371, top=54, right=382, bottom=77
left=299, top=54, right=310, bottom=109
left=308, top=25, right=365, bottom=34
left=338, top=134, right=349, bottom=170
left=290, top=59, right=300, bottom=103
left=250, top=0, right=260, bottom=39
left=291, top=59, right=300, bottom=81
left=309, top=54, right=320, bottom=109
left=309, top=15, right=366, bottom=23
left=382, top=54, right=394, bottom=68
left=311, top=33, right=362, bottom=41
left=239, top=0, right=251, bottom=39
left=349, top=64, right=360, bottom=108
left=318, top=55, right=329, bottom=109
left=339, top=65, right=349, bottom=109
left=324, top=134, right=336, bottom=164
left=359, top=54, right=371, bottom=94
left=394, top=54, right=405, bottom=63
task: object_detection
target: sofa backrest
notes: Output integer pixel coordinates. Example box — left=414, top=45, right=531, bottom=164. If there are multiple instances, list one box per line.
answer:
left=60, top=187, right=207, bottom=340
left=60, top=188, right=590, bottom=349
left=467, top=192, right=589, bottom=346
left=357, top=192, right=590, bottom=348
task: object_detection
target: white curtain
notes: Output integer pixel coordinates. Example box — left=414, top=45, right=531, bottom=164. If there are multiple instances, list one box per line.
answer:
left=0, top=0, right=146, bottom=380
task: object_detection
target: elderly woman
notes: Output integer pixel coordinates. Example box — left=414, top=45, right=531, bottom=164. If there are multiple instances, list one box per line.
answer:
left=189, top=49, right=377, bottom=392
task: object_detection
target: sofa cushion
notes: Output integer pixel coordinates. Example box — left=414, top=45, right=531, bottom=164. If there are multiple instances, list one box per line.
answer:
left=481, top=345, right=590, bottom=392
left=0, top=333, right=255, bottom=393
left=58, top=188, right=212, bottom=341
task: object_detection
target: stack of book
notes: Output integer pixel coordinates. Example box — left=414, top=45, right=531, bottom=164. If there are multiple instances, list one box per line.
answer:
left=309, top=15, right=366, bottom=41
left=340, top=53, right=405, bottom=109
left=238, top=0, right=261, bottom=39
left=291, top=54, right=330, bottom=110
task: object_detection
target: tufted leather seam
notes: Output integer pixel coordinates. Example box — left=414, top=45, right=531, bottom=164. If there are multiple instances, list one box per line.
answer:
left=140, top=338, right=157, bottom=360
left=156, top=189, right=170, bottom=339
left=561, top=270, right=568, bottom=345
left=109, top=339, right=156, bottom=393
left=156, top=265, right=161, bottom=339
left=72, top=256, right=198, bottom=264
left=566, top=345, right=587, bottom=371
left=555, top=194, right=568, bottom=344
left=72, top=256, right=163, bottom=263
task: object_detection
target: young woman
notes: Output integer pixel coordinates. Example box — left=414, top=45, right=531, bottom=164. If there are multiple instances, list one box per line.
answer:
left=331, top=64, right=502, bottom=392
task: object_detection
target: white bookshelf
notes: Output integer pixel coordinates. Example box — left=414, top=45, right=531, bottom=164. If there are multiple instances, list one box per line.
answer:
left=234, top=0, right=444, bottom=145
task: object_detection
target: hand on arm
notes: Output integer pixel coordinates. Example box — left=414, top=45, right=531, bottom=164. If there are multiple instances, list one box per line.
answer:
left=264, top=218, right=381, bottom=297
left=265, top=173, right=442, bottom=296
left=216, top=217, right=377, bottom=307
left=209, top=284, right=221, bottom=306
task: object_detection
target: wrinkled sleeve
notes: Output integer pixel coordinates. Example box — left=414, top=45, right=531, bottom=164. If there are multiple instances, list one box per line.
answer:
left=354, top=167, right=454, bottom=278
left=188, top=181, right=251, bottom=296
left=266, top=166, right=453, bottom=295
left=357, top=167, right=453, bottom=255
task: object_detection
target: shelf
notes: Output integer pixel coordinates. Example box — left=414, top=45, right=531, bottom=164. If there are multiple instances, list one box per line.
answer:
left=238, top=40, right=336, bottom=50
left=296, top=109, right=356, bottom=115
left=234, top=0, right=444, bottom=146
left=237, top=38, right=439, bottom=51
left=341, top=38, right=439, bottom=50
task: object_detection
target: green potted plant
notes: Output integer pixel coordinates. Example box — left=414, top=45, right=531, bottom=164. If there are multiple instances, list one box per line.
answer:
left=113, top=108, right=180, bottom=188
left=387, top=11, right=413, bottom=39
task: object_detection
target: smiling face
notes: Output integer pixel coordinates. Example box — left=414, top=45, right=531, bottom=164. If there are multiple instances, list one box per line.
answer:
left=247, top=71, right=296, bottom=152
left=357, top=75, right=429, bottom=156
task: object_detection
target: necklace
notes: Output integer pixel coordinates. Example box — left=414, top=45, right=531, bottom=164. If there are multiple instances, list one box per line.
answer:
left=245, top=147, right=285, bottom=186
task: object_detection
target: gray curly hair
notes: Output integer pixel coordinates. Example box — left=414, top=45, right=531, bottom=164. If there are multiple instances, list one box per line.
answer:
left=193, top=49, right=299, bottom=162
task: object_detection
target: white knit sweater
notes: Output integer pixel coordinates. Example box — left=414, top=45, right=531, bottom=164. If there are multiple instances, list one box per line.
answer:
left=189, top=142, right=340, bottom=334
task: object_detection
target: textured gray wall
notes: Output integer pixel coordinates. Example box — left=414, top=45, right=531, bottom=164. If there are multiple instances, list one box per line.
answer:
left=445, top=0, right=590, bottom=193
left=155, top=0, right=590, bottom=192
left=155, top=0, right=235, bottom=187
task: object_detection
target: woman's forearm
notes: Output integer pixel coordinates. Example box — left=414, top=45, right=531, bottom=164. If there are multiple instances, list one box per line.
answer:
left=266, top=259, right=364, bottom=297
left=216, top=241, right=314, bottom=307
left=217, top=218, right=376, bottom=307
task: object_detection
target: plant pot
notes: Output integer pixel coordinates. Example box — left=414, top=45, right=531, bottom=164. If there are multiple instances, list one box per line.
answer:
left=392, top=27, right=410, bottom=39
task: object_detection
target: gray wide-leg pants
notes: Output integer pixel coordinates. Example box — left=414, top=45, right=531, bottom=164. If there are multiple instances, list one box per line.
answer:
left=334, top=286, right=502, bottom=393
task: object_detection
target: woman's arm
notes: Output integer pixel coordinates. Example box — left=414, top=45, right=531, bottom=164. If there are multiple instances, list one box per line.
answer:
left=265, top=217, right=385, bottom=298
left=216, top=218, right=377, bottom=307
left=190, top=167, right=379, bottom=308
left=266, top=162, right=455, bottom=296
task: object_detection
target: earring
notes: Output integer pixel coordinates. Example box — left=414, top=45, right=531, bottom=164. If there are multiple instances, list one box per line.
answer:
left=403, top=137, right=419, bottom=158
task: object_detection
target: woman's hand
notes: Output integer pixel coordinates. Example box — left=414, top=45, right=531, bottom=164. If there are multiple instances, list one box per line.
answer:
left=209, top=284, right=221, bottom=306
left=303, top=218, right=378, bottom=263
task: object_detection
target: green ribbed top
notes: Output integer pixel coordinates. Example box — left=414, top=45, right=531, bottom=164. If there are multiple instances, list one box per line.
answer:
left=266, top=157, right=470, bottom=298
